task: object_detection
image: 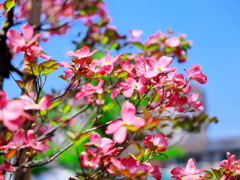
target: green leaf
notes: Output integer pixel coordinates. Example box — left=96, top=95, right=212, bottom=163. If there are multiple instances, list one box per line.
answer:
left=61, top=103, right=71, bottom=114
left=26, top=79, right=35, bottom=90
left=15, top=80, right=26, bottom=89
left=42, top=68, right=58, bottom=75
left=205, top=170, right=215, bottom=179
left=74, top=132, right=90, bottom=146
left=66, top=131, right=75, bottom=140
left=3, top=0, right=15, bottom=11
left=117, top=71, right=128, bottom=79
left=101, top=36, right=109, bottom=44
left=125, top=124, right=137, bottom=131
left=131, top=142, right=144, bottom=153
left=39, top=60, right=58, bottom=68
left=131, top=42, right=146, bottom=51
left=50, top=101, right=61, bottom=109
left=211, top=169, right=222, bottom=180
left=29, top=62, right=40, bottom=76
left=58, top=75, right=69, bottom=82
left=108, top=42, right=119, bottom=50
left=102, top=102, right=115, bottom=112
left=146, top=44, right=159, bottom=51
left=23, top=68, right=32, bottom=74
left=181, top=42, right=190, bottom=51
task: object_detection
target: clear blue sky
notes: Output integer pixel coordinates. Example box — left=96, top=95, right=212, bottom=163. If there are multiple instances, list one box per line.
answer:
left=4, top=0, right=240, bottom=139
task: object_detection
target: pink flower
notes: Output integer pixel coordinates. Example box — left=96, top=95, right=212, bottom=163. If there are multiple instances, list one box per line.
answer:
left=93, top=50, right=122, bottom=75
left=106, top=101, right=145, bottom=143
left=110, top=157, right=147, bottom=178
left=84, top=132, right=116, bottom=154
left=118, top=77, right=148, bottom=98
left=144, top=163, right=162, bottom=180
left=75, top=79, right=104, bottom=100
left=144, top=56, right=175, bottom=78
left=0, top=129, right=51, bottom=154
left=20, top=94, right=52, bottom=110
left=24, top=45, right=51, bottom=62
left=165, top=37, right=181, bottom=47
left=220, top=152, right=240, bottom=176
left=171, top=158, right=203, bottom=180
left=119, top=60, right=135, bottom=78
left=143, top=134, right=168, bottom=152
left=0, top=161, right=15, bottom=172
left=7, top=24, right=43, bottom=53
left=129, top=29, right=143, bottom=41
left=26, top=130, right=51, bottom=153
left=0, top=91, right=26, bottom=131
left=79, top=151, right=100, bottom=169
left=165, top=92, right=187, bottom=112
left=187, top=93, right=203, bottom=111
left=184, top=65, right=207, bottom=84
left=66, top=45, right=98, bottom=58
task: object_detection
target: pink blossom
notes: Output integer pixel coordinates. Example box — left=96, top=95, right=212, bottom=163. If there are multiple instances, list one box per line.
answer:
left=171, top=158, right=203, bottom=180
left=0, top=161, right=15, bottom=172
left=118, top=77, right=148, bottom=98
left=220, top=152, right=240, bottom=176
left=187, top=93, right=203, bottom=111
left=165, top=37, right=181, bottom=47
left=66, top=45, right=98, bottom=58
left=106, top=101, right=145, bottom=143
left=24, top=45, right=51, bottom=62
left=0, top=91, right=26, bottom=131
left=129, top=29, right=143, bottom=41
left=0, top=129, right=50, bottom=154
left=75, top=79, right=104, bottom=100
left=26, top=130, right=51, bottom=153
left=165, top=92, right=187, bottom=112
left=143, top=133, right=168, bottom=152
left=84, top=132, right=116, bottom=154
left=0, top=130, right=27, bottom=150
left=184, top=65, right=207, bottom=84
left=120, top=60, right=135, bottom=78
left=93, top=50, right=122, bottom=75
left=79, top=151, right=100, bottom=169
left=110, top=157, right=147, bottom=178
left=20, top=95, right=52, bottom=110
left=144, top=56, right=175, bottom=78
left=144, top=163, right=162, bottom=180
left=7, top=24, right=43, bottom=53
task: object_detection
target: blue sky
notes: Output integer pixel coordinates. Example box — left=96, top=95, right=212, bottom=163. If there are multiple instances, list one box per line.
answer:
left=4, top=0, right=240, bottom=139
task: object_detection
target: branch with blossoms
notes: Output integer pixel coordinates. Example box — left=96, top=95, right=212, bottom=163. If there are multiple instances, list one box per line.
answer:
left=0, top=1, right=224, bottom=180
left=0, top=18, right=220, bottom=179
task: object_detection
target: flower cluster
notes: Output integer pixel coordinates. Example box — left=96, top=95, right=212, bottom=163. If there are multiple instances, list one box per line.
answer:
left=80, top=132, right=167, bottom=179
left=171, top=152, right=240, bottom=180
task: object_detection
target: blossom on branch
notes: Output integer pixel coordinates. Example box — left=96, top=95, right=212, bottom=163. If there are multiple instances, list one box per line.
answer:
left=106, top=101, right=145, bottom=143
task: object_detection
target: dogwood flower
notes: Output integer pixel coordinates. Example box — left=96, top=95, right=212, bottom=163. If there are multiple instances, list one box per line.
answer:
left=184, top=65, right=207, bottom=84
left=66, top=45, right=98, bottom=58
left=0, top=91, right=27, bottom=131
left=144, top=56, right=175, bottom=78
left=143, top=133, right=168, bottom=152
left=171, top=158, right=203, bottom=180
left=106, top=101, right=145, bottom=143
left=7, top=24, right=43, bottom=53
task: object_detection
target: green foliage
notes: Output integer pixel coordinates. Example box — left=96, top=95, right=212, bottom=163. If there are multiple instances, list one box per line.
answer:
left=3, top=0, right=15, bottom=12
left=172, top=112, right=218, bottom=133
left=152, top=146, right=186, bottom=161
